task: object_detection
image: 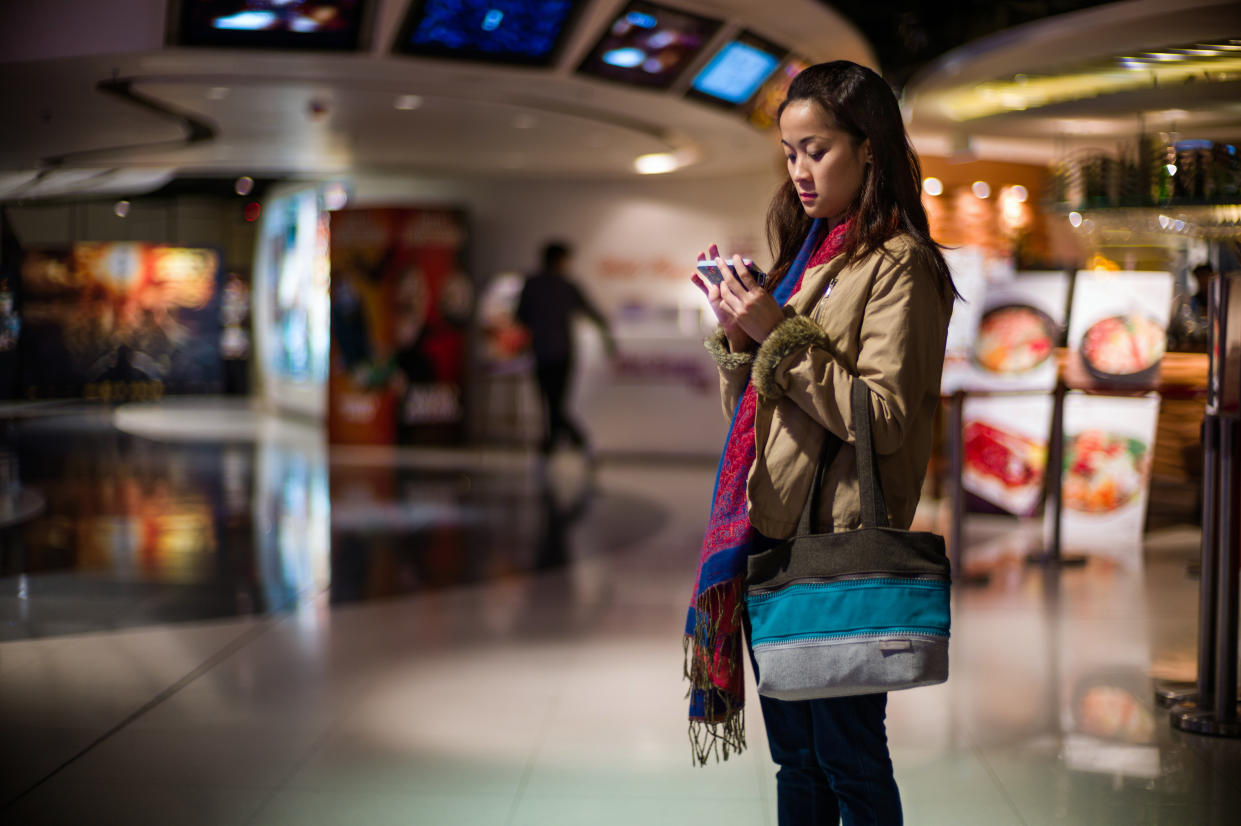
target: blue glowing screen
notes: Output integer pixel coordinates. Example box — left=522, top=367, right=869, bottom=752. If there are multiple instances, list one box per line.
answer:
left=407, top=0, right=578, bottom=62
left=691, top=41, right=782, bottom=105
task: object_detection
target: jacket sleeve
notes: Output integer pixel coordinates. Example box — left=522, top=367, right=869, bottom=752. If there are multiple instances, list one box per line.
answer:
left=571, top=281, right=611, bottom=333
left=704, top=327, right=753, bottom=421
left=750, top=246, right=949, bottom=455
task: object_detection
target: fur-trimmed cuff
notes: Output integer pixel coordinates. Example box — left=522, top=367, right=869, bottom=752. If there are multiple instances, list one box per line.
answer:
left=704, top=328, right=754, bottom=372
left=753, top=315, right=829, bottom=399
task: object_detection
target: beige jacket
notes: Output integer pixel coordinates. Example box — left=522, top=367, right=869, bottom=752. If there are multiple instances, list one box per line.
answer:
left=706, top=233, right=952, bottom=538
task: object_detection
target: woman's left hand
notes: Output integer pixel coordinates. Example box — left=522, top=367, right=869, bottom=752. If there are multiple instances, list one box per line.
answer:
left=715, top=254, right=784, bottom=343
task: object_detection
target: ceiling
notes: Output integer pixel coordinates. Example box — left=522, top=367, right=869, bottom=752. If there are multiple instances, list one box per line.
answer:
left=0, top=0, right=872, bottom=199
left=819, top=0, right=1121, bottom=91
left=903, top=0, right=1241, bottom=159
left=1, top=0, right=1240, bottom=201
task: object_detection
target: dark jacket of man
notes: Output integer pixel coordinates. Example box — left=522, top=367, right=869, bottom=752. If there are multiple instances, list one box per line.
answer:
left=515, top=271, right=608, bottom=364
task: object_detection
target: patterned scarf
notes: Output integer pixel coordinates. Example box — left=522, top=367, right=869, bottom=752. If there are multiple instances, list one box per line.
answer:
left=685, top=218, right=852, bottom=764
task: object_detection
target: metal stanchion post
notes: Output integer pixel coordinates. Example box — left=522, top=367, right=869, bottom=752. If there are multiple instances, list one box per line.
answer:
left=949, top=391, right=988, bottom=586
left=1171, top=272, right=1241, bottom=737
left=1174, top=417, right=1241, bottom=736
left=1027, top=380, right=1087, bottom=568
left=1156, top=414, right=1219, bottom=707
left=950, top=391, right=964, bottom=578
left=1212, top=418, right=1239, bottom=725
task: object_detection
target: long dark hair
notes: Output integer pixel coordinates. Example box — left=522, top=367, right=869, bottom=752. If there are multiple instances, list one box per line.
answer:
left=765, top=61, right=956, bottom=300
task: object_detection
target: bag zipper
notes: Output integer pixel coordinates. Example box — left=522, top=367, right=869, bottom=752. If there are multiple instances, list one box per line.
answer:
left=752, top=630, right=949, bottom=648
left=747, top=571, right=947, bottom=597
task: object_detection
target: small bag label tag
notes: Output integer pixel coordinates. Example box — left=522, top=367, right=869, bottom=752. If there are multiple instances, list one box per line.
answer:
left=879, top=639, right=913, bottom=655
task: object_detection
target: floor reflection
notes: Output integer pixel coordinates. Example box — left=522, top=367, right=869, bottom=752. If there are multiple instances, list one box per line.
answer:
left=0, top=409, right=666, bottom=640
left=328, top=460, right=664, bottom=605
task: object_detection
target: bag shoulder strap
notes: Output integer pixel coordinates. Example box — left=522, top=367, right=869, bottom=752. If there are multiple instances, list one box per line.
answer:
left=795, top=377, right=891, bottom=535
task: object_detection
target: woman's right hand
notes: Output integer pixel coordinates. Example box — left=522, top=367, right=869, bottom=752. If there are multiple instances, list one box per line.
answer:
left=691, top=243, right=753, bottom=353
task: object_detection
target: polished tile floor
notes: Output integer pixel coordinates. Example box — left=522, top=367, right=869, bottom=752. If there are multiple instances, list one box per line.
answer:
left=0, top=401, right=1237, bottom=825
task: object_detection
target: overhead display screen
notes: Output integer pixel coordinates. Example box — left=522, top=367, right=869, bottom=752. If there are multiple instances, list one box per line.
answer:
left=394, top=0, right=584, bottom=66
left=746, top=55, right=812, bottom=129
left=688, top=31, right=786, bottom=108
left=173, top=0, right=371, bottom=50
left=577, top=1, right=722, bottom=89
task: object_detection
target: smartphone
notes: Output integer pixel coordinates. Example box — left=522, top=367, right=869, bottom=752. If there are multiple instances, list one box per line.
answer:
left=696, top=257, right=767, bottom=288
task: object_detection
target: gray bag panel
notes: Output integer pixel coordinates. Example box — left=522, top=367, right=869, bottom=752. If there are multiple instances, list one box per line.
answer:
left=754, top=635, right=949, bottom=702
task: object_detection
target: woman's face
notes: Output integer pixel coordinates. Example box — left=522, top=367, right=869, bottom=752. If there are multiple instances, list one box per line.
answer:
left=779, top=100, right=870, bottom=226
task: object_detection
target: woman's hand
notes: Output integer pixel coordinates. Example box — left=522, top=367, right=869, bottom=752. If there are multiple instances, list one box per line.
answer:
left=705, top=246, right=784, bottom=344
left=691, top=244, right=751, bottom=352
left=692, top=245, right=784, bottom=349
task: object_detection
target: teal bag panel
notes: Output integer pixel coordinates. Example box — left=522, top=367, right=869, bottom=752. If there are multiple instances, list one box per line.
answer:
left=746, top=578, right=950, bottom=645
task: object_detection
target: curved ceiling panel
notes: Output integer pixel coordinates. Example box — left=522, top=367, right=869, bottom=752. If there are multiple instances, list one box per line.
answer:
left=903, top=0, right=1241, bottom=161
left=0, top=0, right=875, bottom=196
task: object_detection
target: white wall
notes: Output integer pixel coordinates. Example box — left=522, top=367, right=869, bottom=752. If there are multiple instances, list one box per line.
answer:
left=350, top=169, right=783, bottom=455
left=350, top=171, right=782, bottom=299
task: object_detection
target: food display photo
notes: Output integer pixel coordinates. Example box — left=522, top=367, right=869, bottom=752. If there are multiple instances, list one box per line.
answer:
left=939, top=247, right=987, bottom=393
left=1050, top=392, right=1161, bottom=565
left=961, top=394, right=1053, bottom=517
left=1066, top=271, right=1174, bottom=390
left=943, top=270, right=1068, bottom=393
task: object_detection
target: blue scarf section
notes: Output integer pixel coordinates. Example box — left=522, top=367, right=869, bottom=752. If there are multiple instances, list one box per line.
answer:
left=684, top=219, right=824, bottom=764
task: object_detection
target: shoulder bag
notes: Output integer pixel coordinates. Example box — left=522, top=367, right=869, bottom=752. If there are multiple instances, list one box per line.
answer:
left=744, top=378, right=951, bottom=701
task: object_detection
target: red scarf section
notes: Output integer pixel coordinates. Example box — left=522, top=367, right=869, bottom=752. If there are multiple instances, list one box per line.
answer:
left=685, top=219, right=852, bottom=764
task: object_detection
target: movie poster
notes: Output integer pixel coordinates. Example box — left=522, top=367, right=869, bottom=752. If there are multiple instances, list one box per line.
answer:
left=1050, top=392, right=1161, bottom=565
left=19, top=243, right=222, bottom=399
left=327, top=207, right=472, bottom=445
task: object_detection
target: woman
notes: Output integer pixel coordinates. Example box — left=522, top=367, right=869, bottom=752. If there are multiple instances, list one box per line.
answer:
left=685, top=61, right=955, bottom=825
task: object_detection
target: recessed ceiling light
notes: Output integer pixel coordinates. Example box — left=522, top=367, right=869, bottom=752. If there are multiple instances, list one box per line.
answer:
left=971, top=181, right=991, bottom=199
left=114, top=200, right=130, bottom=218
left=923, top=177, right=943, bottom=197
left=395, top=95, right=423, bottom=111
left=634, top=152, right=680, bottom=175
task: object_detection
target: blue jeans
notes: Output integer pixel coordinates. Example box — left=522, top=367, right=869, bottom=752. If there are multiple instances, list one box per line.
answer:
left=756, top=691, right=902, bottom=825
left=747, top=534, right=902, bottom=825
